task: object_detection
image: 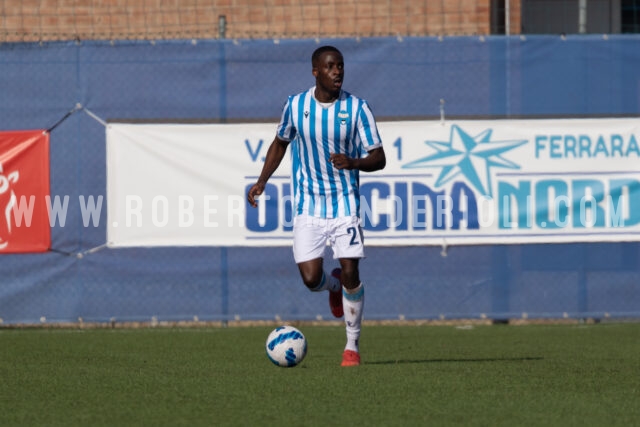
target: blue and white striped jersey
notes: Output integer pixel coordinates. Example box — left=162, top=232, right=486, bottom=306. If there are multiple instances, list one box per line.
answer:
left=277, top=87, right=383, bottom=219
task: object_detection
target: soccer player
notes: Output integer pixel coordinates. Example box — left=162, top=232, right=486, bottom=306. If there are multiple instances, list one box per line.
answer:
left=247, top=46, right=386, bottom=367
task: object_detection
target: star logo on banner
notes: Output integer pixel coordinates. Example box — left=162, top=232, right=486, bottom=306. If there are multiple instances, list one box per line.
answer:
left=402, top=125, right=527, bottom=197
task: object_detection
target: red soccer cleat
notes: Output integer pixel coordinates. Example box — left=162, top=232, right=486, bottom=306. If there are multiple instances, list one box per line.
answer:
left=329, top=268, right=343, bottom=318
left=341, top=349, right=361, bottom=367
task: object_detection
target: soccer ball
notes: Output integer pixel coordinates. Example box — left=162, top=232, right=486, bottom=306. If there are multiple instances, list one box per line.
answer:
left=265, top=325, right=307, bottom=367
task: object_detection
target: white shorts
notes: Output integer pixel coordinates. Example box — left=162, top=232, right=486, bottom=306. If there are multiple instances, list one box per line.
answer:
left=292, top=214, right=365, bottom=264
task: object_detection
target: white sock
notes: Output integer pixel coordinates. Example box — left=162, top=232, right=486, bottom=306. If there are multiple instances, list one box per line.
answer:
left=309, top=270, right=341, bottom=293
left=343, top=282, right=364, bottom=353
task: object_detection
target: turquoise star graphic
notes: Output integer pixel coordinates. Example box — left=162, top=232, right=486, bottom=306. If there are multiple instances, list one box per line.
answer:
left=402, top=125, right=527, bottom=197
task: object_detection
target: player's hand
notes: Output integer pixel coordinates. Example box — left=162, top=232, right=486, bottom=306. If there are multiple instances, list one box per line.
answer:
left=329, top=153, right=353, bottom=170
left=247, top=183, right=265, bottom=208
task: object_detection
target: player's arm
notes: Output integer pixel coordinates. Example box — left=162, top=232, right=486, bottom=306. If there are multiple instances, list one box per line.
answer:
left=329, top=147, right=386, bottom=172
left=353, top=147, right=386, bottom=172
left=247, top=136, right=289, bottom=208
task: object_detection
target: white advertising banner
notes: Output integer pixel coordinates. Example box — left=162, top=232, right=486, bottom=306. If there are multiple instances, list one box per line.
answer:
left=106, top=119, right=640, bottom=247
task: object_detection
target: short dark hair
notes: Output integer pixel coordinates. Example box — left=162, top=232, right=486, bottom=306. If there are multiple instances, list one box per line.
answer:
left=312, top=45, right=342, bottom=67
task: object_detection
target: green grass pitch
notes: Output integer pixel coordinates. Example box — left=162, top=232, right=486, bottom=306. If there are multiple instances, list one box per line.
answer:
left=1, top=323, right=639, bottom=426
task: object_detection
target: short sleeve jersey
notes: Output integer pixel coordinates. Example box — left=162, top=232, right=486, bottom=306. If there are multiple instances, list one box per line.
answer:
left=276, top=87, right=382, bottom=219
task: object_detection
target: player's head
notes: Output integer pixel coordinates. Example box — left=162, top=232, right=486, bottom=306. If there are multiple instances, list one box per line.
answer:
left=312, top=46, right=344, bottom=95
left=312, top=45, right=342, bottom=68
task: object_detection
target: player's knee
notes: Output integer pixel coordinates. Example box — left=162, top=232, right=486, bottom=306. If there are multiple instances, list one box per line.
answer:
left=300, top=270, right=323, bottom=290
left=340, top=267, right=359, bottom=289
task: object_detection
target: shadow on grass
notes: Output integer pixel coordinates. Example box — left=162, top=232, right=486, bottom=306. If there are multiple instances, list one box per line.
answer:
left=366, top=356, right=543, bottom=365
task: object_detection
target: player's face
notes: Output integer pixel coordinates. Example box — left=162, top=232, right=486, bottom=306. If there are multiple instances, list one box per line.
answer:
left=313, top=51, right=344, bottom=97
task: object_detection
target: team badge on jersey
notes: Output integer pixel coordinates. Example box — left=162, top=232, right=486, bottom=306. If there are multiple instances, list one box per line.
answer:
left=338, top=111, right=349, bottom=125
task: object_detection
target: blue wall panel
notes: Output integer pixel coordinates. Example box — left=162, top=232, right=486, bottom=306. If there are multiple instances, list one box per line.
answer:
left=0, top=36, right=639, bottom=324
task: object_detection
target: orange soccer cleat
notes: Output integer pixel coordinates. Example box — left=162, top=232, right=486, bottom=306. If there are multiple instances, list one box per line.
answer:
left=341, top=349, right=361, bottom=367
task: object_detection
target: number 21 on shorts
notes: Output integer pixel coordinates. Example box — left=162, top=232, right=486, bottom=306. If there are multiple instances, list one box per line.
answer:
left=347, top=226, right=363, bottom=245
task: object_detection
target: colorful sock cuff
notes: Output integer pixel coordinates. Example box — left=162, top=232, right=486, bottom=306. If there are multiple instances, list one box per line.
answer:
left=343, top=283, right=364, bottom=301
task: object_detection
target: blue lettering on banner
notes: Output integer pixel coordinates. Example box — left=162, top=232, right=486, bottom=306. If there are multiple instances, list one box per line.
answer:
left=246, top=178, right=640, bottom=234
left=246, top=180, right=480, bottom=233
left=498, top=178, right=640, bottom=229
left=535, top=134, right=640, bottom=158
left=245, top=183, right=294, bottom=232
left=245, top=139, right=264, bottom=162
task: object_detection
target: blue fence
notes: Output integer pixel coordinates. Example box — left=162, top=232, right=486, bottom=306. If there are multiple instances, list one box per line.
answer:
left=1, top=35, right=639, bottom=324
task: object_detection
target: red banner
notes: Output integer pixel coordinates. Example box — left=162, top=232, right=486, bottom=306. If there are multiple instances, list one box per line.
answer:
left=0, top=130, right=50, bottom=253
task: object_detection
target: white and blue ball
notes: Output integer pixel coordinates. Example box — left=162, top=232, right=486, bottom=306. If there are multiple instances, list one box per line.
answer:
left=265, top=325, right=307, bottom=367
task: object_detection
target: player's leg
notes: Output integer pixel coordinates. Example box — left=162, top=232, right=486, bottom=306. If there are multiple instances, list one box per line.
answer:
left=330, top=216, right=366, bottom=366
left=293, top=215, right=341, bottom=294
left=338, top=257, right=364, bottom=366
left=296, top=257, right=323, bottom=289
left=338, top=256, right=360, bottom=289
